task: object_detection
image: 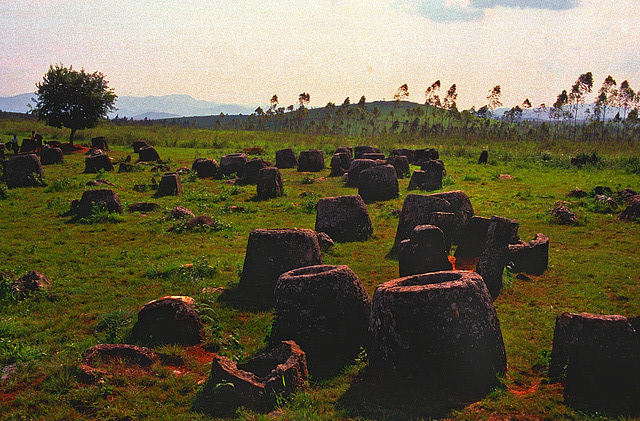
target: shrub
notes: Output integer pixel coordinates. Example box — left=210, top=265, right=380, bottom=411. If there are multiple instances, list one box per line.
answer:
left=146, top=258, right=220, bottom=282
left=77, top=203, right=125, bottom=224
left=570, top=151, right=602, bottom=168
left=45, top=177, right=82, bottom=192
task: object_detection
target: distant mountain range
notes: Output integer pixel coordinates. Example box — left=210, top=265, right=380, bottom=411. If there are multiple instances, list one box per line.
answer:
left=0, top=93, right=257, bottom=120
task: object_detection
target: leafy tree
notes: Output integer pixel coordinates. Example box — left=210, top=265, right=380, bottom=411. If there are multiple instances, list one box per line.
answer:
left=550, top=90, right=571, bottom=138
left=425, top=80, right=441, bottom=107
left=358, top=95, right=366, bottom=108
left=394, top=83, right=409, bottom=102
left=486, top=85, right=502, bottom=112
left=33, top=64, right=117, bottom=145
left=568, top=72, right=594, bottom=140
left=475, top=105, right=490, bottom=119
left=503, top=105, right=522, bottom=123
left=393, top=84, right=409, bottom=118
left=298, top=92, right=310, bottom=109
left=522, top=98, right=532, bottom=109
left=595, top=75, right=617, bottom=140
left=269, top=94, right=279, bottom=113
left=617, top=80, right=636, bottom=120
left=443, top=84, right=458, bottom=110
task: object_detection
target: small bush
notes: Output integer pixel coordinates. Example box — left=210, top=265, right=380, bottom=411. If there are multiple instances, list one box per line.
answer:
left=77, top=203, right=125, bottom=224
left=0, top=337, right=46, bottom=366
left=146, top=258, right=220, bottom=282
left=570, top=151, right=602, bottom=168
left=169, top=217, right=232, bottom=233
left=27, top=172, right=46, bottom=187
left=94, top=309, right=135, bottom=344
left=621, top=156, right=640, bottom=174
left=185, top=170, right=199, bottom=183
left=45, top=177, right=82, bottom=192
left=0, top=276, right=14, bottom=301
left=301, top=175, right=315, bottom=184
left=300, top=191, right=319, bottom=213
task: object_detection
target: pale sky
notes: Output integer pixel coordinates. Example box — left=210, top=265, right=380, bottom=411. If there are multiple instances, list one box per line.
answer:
left=1, top=0, right=638, bottom=110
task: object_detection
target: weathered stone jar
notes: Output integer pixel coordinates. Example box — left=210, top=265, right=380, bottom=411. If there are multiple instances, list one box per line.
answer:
left=549, top=312, right=640, bottom=413
left=368, top=270, right=506, bottom=395
left=271, top=264, right=371, bottom=376
left=203, top=340, right=308, bottom=414
left=315, top=195, right=373, bottom=242
left=239, top=228, right=322, bottom=302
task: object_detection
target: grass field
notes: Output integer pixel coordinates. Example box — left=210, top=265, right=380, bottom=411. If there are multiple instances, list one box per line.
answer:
left=1, top=120, right=639, bottom=420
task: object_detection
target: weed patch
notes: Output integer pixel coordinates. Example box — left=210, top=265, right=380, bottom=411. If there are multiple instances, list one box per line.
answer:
left=45, top=177, right=82, bottom=192
left=77, top=203, right=125, bottom=224
left=94, top=309, right=135, bottom=344
left=146, top=258, right=220, bottom=283
left=299, top=191, right=319, bottom=213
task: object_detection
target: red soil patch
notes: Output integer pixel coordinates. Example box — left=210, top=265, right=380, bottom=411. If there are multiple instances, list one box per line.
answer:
left=0, top=377, right=44, bottom=405
left=80, top=345, right=216, bottom=384
left=184, top=345, right=216, bottom=366
left=58, top=143, right=91, bottom=154
left=510, top=382, right=539, bottom=396
left=448, top=255, right=478, bottom=271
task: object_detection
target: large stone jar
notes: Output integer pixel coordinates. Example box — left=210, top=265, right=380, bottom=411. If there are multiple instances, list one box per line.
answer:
left=368, top=270, right=506, bottom=395
left=271, top=265, right=371, bottom=376
left=239, top=228, right=322, bottom=302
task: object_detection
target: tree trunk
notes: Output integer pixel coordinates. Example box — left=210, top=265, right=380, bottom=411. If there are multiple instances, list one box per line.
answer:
left=69, top=128, right=77, bottom=146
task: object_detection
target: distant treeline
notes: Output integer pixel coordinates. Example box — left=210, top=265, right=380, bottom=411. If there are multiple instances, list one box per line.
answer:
left=112, top=99, right=638, bottom=144
left=111, top=73, right=640, bottom=143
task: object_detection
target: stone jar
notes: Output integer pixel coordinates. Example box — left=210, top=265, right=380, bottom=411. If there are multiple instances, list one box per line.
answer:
left=368, top=270, right=506, bottom=395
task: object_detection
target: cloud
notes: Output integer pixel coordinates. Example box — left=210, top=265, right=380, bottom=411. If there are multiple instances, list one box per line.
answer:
left=392, top=0, right=484, bottom=22
left=394, top=0, right=579, bottom=22
left=469, top=0, right=579, bottom=10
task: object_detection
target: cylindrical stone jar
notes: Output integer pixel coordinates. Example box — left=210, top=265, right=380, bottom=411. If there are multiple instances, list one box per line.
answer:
left=368, top=270, right=506, bottom=394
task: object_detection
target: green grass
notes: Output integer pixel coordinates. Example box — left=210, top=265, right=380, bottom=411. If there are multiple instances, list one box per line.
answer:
left=0, top=121, right=639, bottom=420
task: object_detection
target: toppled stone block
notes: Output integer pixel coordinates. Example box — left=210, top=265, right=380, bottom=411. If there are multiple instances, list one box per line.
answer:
left=191, top=158, right=220, bottom=178
left=256, top=167, right=284, bottom=199
left=508, top=233, right=549, bottom=275
left=297, top=150, right=324, bottom=172
left=275, top=148, right=297, bottom=169
left=476, top=216, right=513, bottom=299
left=79, top=344, right=160, bottom=383
left=11, top=270, right=51, bottom=300
left=4, top=154, right=45, bottom=188
left=75, top=189, right=123, bottom=218
left=156, top=172, right=182, bottom=197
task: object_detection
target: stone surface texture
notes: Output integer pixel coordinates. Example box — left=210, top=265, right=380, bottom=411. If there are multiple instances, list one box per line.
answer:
left=368, top=270, right=506, bottom=394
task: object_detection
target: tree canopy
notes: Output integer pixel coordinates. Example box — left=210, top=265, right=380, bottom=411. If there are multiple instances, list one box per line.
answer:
left=32, top=64, right=117, bottom=145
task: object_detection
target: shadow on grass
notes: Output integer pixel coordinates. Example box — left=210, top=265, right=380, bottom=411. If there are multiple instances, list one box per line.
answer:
left=337, top=370, right=484, bottom=420
left=217, top=285, right=273, bottom=312
left=384, top=246, right=399, bottom=261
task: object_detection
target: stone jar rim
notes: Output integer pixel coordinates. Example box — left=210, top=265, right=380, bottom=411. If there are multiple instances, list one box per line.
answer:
left=376, top=270, right=483, bottom=293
